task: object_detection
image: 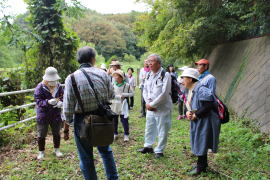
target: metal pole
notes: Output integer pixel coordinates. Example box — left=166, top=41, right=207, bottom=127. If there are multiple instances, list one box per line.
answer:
left=0, top=116, right=36, bottom=131
left=0, top=89, right=35, bottom=97
left=0, top=103, right=36, bottom=114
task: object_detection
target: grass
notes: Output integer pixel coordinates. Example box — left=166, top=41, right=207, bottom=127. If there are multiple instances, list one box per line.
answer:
left=0, top=88, right=269, bottom=180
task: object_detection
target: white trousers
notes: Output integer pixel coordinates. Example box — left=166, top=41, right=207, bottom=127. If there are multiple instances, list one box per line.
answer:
left=144, top=112, right=171, bottom=153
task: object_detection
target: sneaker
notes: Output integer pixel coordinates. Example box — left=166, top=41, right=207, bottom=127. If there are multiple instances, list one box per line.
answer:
left=124, top=135, right=129, bottom=142
left=37, top=151, right=45, bottom=160
left=114, top=134, right=118, bottom=140
left=129, top=107, right=133, bottom=110
left=137, top=147, right=154, bottom=154
left=54, top=148, right=63, bottom=157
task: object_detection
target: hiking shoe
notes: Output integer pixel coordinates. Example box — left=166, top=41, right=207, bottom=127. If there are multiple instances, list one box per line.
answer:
left=37, top=151, right=45, bottom=160
left=188, top=166, right=207, bottom=176
left=54, top=148, right=63, bottom=157
left=137, top=147, right=154, bottom=154
left=124, top=135, right=129, bottom=142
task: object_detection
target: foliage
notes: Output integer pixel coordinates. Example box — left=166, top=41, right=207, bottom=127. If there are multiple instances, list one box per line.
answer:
left=23, top=0, right=79, bottom=87
left=135, top=0, right=270, bottom=64
left=70, top=10, right=145, bottom=60
left=123, top=53, right=137, bottom=63
left=0, top=69, right=27, bottom=127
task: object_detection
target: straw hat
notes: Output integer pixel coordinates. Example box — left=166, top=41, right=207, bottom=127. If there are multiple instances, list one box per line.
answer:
left=110, top=61, right=122, bottom=66
left=42, top=67, right=61, bottom=81
left=112, top=70, right=125, bottom=79
left=180, top=68, right=199, bottom=80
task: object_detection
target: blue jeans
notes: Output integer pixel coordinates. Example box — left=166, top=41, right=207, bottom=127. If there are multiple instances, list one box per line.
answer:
left=74, top=114, right=118, bottom=180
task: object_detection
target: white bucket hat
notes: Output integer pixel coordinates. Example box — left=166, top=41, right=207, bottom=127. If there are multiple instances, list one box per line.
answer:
left=180, top=68, right=199, bottom=80
left=178, top=66, right=189, bottom=71
left=43, top=67, right=61, bottom=81
left=112, top=69, right=125, bottom=79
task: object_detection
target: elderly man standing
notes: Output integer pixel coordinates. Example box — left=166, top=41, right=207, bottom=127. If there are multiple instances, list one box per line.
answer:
left=138, top=54, right=172, bottom=158
left=195, top=59, right=216, bottom=94
left=63, top=46, right=118, bottom=180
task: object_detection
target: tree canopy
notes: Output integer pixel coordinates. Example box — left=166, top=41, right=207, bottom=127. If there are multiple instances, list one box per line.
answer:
left=135, top=0, right=270, bottom=65
left=70, top=10, right=145, bottom=60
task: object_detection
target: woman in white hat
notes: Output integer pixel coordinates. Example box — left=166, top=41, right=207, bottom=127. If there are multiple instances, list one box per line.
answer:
left=111, top=69, right=134, bottom=142
left=34, top=67, right=69, bottom=160
left=181, top=68, right=221, bottom=175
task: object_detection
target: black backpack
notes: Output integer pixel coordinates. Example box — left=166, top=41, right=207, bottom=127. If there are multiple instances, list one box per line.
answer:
left=147, top=70, right=180, bottom=104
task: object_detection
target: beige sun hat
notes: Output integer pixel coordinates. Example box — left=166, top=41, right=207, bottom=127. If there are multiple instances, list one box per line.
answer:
left=42, top=67, right=61, bottom=81
left=110, top=60, right=122, bottom=66
left=112, top=69, right=125, bottom=79
left=180, top=68, right=199, bottom=80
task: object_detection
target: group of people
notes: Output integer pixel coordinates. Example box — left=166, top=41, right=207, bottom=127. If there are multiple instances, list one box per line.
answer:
left=34, top=46, right=221, bottom=179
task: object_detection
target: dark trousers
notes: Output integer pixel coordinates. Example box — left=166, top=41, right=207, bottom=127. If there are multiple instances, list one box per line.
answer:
left=178, top=100, right=184, bottom=115
left=140, top=87, right=146, bottom=116
left=37, top=120, right=62, bottom=151
left=113, top=115, right=129, bottom=135
left=197, top=154, right=208, bottom=168
left=129, top=96, right=134, bottom=108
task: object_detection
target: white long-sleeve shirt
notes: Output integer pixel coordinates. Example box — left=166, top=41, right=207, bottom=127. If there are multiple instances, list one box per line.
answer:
left=143, top=67, right=172, bottom=116
left=111, top=83, right=134, bottom=115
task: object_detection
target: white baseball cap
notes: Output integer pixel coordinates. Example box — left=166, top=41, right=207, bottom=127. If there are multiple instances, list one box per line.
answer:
left=180, top=68, right=199, bottom=80
left=42, top=67, right=61, bottom=81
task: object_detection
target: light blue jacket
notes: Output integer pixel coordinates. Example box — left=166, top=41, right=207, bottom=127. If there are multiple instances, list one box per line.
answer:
left=189, top=82, right=221, bottom=156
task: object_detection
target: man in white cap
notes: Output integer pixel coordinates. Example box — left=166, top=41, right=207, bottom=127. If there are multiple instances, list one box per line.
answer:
left=34, top=67, right=69, bottom=160
left=138, top=54, right=172, bottom=158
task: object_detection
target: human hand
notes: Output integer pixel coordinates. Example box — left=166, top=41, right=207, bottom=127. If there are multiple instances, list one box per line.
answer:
left=191, top=113, right=197, bottom=121
left=146, top=104, right=157, bottom=111
left=186, top=111, right=193, bottom=120
left=48, top=98, right=58, bottom=105
left=53, top=101, right=63, bottom=108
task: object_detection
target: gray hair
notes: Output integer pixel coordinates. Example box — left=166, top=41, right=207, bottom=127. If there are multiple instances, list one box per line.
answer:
left=77, top=46, right=96, bottom=64
left=147, top=53, right=162, bottom=64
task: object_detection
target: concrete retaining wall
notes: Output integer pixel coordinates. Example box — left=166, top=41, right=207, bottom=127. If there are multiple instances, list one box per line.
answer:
left=208, top=36, right=270, bottom=133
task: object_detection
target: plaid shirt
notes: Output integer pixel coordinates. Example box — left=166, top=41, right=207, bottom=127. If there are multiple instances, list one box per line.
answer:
left=63, top=67, right=114, bottom=124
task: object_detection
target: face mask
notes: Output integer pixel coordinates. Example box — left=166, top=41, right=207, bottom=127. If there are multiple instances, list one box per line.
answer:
left=48, top=81, right=57, bottom=86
